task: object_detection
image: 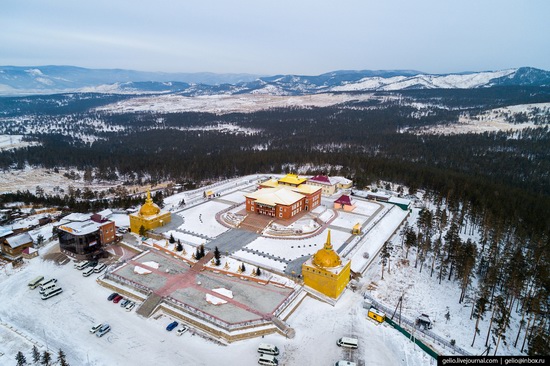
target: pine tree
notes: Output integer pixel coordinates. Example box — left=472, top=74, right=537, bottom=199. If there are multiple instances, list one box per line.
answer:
left=15, top=351, right=27, bottom=366
left=139, top=225, right=146, bottom=236
left=176, top=240, right=183, bottom=252
left=32, top=345, right=40, bottom=364
left=214, top=246, right=221, bottom=266
left=471, top=295, right=488, bottom=347
left=528, top=332, right=550, bottom=356
left=169, top=234, right=175, bottom=244
left=41, top=351, right=51, bottom=366
left=57, top=349, right=69, bottom=366
left=195, top=246, right=202, bottom=260
left=256, top=267, right=261, bottom=276
left=241, top=263, right=246, bottom=272
left=199, top=244, right=205, bottom=258
left=492, top=295, right=511, bottom=355
left=380, top=242, right=390, bottom=280
left=455, top=239, right=477, bottom=303
left=404, top=227, right=416, bottom=259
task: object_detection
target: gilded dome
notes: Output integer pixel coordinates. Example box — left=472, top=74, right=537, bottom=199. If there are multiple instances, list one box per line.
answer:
left=312, top=230, right=342, bottom=268
left=139, top=191, right=161, bottom=216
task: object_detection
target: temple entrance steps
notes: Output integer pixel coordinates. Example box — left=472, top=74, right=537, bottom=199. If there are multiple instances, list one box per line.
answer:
left=136, top=293, right=163, bottom=318
left=272, top=316, right=295, bottom=339
left=238, top=214, right=272, bottom=233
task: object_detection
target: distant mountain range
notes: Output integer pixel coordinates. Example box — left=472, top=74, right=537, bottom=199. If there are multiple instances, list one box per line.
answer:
left=0, top=65, right=549, bottom=96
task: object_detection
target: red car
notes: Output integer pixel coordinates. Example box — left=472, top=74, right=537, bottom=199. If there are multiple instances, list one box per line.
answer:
left=113, top=295, right=123, bottom=303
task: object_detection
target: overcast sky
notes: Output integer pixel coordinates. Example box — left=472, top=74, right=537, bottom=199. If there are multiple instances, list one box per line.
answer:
left=2, top=0, right=549, bottom=75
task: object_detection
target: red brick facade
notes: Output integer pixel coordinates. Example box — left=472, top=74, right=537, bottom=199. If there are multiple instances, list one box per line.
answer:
left=246, top=187, right=321, bottom=219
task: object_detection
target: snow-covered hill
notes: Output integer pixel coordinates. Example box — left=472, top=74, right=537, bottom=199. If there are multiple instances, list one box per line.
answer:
left=0, top=66, right=548, bottom=96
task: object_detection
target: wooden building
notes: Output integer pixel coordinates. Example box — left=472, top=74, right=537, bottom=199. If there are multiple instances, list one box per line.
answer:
left=1, top=232, right=34, bottom=260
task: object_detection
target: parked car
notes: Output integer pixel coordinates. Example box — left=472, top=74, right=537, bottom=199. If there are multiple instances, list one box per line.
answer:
left=176, top=326, right=188, bottom=336
left=113, top=295, right=123, bottom=303
left=96, top=324, right=111, bottom=338
left=166, top=321, right=178, bottom=331
left=125, top=302, right=135, bottom=312
left=89, top=323, right=103, bottom=334
left=120, top=299, right=130, bottom=307
left=107, top=292, right=118, bottom=301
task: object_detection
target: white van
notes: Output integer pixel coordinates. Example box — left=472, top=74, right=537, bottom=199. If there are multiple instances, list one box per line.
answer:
left=258, top=354, right=278, bottom=366
left=40, top=278, right=57, bottom=289
left=82, top=267, right=95, bottom=277
left=41, top=287, right=63, bottom=300
left=335, top=361, right=357, bottom=366
left=76, top=261, right=90, bottom=270
left=336, top=337, right=358, bottom=349
left=93, top=263, right=106, bottom=273
left=257, top=343, right=279, bottom=356
left=39, top=282, right=57, bottom=294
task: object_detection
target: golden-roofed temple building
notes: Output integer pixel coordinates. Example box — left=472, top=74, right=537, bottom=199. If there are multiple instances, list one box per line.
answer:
left=129, top=191, right=171, bottom=234
left=245, top=174, right=322, bottom=219
left=302, top=230, right=351, bottom=299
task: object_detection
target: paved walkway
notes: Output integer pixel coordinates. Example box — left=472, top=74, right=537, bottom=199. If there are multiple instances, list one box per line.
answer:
left=205, top=229, right=259, bottom=255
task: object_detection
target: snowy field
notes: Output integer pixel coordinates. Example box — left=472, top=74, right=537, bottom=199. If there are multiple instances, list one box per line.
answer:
left=353, top=199, right=382, bottom=216
left=0, top=167, right=119, bottom=195
left=164, top=230, right=205, bottom=246
left=0, top=255, right=430, bottom=366
left=245, top=228, right=351, bottom=262
left=330, top=211, right=369, bottom=229
left=0, top=135, right=38, bottom=151
left=217, top=190, right=248, bottom=204
left=412, top=102, right=550, bottom=135
left=349, top=206, right=409, bottom=273
left=176, top=201, right=232, bottom=238
left=94, top=93, right=378, bottom=115
left=231, top=250, right=288, bottom=272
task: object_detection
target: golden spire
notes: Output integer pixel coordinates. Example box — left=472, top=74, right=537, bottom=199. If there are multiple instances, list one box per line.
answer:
left=324, top=230, right=333, bottom=250
left=139, top=189, right=161, bottom=216
left=312, top=229, right=341, bottom=268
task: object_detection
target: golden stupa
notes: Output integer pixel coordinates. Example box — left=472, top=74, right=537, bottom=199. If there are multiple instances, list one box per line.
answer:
left=129, top=190, right=171, bottom=234
left=302, top=230, right=351, bottom=299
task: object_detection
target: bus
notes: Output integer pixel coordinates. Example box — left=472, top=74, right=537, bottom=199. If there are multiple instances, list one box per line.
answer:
left=28, top=276, right=44, bottom=290
left=41, top=287, right=63, bottom=300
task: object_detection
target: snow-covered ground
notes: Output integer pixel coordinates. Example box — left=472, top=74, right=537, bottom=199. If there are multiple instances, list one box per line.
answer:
left=364, top=207, right=527, bottom=356
left=93, top=93, right=379, bottom=115
left=0, top=134, right=38, bottom=151
left=0, top=166, right=119, bottom=195
left=0, top=253, right=430, bottom=366
left=176, top=201, right=232, bottom=238
left=411, top=102, right=550, bottom=135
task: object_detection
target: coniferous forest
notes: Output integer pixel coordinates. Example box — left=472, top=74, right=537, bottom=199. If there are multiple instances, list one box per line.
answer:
left=0, top=86, right=549, bottom=354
